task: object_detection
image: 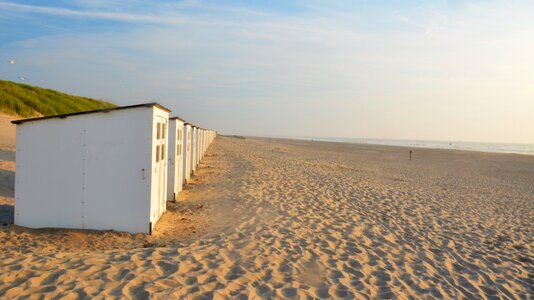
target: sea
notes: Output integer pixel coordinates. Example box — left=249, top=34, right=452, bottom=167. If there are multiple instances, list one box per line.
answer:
left=291, top=137, right=534, bottom=156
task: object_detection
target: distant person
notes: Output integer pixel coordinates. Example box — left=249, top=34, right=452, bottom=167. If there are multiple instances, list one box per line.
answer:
left=410, top=149, right=413, bottom=161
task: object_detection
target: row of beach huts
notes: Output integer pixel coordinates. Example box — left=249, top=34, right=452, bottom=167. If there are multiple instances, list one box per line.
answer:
left=11, top=102, right=216, bottom=234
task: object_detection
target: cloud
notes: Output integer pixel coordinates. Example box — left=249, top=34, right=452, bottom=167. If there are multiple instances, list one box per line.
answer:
left=0, top=1, right=206, bottom=25
left=1, top=0, right=533, bottom=142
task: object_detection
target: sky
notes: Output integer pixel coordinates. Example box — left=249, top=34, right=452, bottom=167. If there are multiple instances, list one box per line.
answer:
left=0, top=0, right=533, bottom=144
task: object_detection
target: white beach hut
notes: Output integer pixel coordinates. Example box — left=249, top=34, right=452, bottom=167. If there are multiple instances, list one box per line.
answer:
left=205, top=130, right=209, bottom=156
left=201, top=129, right=206, bottom=160
left=191, top=126, right=198, bottom=173
left=183, top=123, right=192, bottom=183
left=195, top=127, right=202, bottom=170
left=12, top=103, right=170, bottom=234
left=199, top=129, right=203, bottom=160
left=202, top=130, right=213, bottom=157
left=167, top=116, right=185, bottom=201
left=197, top=129, right=202, bottom=166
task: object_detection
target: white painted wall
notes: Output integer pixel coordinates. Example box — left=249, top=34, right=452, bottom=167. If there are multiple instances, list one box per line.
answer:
left=205, top=131, right=208, bottom=157
left=195, top=128, right=200, bottom=169
left=199, top=130, right=204, bottom=161
left=15, top=105, right=169, bottom=234
left=191, top=126, right=198, bottom=173
left=16, top=119, right=86, bottom=229
left=197, top=129, right=204, bottom=167
left=183, top=124, right=192, bottom=182
left=167, top=118, right=184, bottom=201
left=149, top=108, right=169, bottom=230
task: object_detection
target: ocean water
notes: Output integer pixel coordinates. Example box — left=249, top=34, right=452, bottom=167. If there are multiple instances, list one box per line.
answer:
left=293, top=137, right=534, bottom=156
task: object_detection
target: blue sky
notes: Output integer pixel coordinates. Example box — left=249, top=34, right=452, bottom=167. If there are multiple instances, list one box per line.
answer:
left=1, top=0, right=533, bottom=143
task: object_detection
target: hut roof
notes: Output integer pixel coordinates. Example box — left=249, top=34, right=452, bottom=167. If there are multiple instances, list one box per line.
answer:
left=12, top=102, right=171, bottom=125
left=169, top=116, right=186, bottom=122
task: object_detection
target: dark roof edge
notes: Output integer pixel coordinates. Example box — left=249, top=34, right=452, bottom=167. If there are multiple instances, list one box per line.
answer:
left=153, top=103, right=172, bottom=113
left=12, top=102, right=171, bottom=125
left=183, top=123, right=212, bottom=131
left=169, top=116, right=185, bottom=122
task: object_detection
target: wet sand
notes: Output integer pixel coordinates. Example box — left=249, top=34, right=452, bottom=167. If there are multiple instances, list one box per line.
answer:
left=1, top=136, right=533, bottom=299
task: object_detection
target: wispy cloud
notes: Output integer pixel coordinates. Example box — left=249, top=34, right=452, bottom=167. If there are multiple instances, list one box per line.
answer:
left=0, top=1, right=199, bottom=25
left=1, top=0, right=533, bottom=142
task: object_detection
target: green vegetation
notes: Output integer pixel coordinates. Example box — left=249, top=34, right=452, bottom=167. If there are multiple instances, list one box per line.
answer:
left=223, top=135, right=246, bottom=140
left=0, top=80, right=116, bottom=117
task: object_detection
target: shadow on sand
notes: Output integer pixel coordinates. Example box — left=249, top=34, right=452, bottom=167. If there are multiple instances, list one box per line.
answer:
left=0, top=169, right=14, bottom=198
left=0, top=204, right=14, bottom=224
left=0, top=149, right=15, bottom=162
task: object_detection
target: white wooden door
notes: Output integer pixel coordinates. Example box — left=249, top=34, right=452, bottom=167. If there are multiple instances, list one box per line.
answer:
left=186, top=128, right=191, bottom=178
left=175, top=126, right=183, bottom=194
left=154, top=117, right=167, bottom=219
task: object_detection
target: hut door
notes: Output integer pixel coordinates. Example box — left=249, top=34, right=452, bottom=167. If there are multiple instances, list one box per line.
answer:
left=155, top=117, right=167, bottom=219
left=176, top=127, right=183, bottom=191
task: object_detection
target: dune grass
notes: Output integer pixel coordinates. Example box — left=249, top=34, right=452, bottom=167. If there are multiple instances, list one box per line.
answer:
left=0, top=80, right=116, bottom=117
left=222, top=135, right=246, bottom=140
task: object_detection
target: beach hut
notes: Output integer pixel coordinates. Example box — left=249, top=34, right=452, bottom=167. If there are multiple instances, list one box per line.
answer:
left=183, top=123, right=192, bottom=182
left=195, top=128, right=201, bottom=169
left=12, top=103, right=170, bottom=234
left=167, top=116, right=185, bottom=201
left=191, top=126, right=198, bottom=173
left=203, top=130, right=211, bottom=156
left=201, top=129, right=206, bottom=159
left=197, top=129, right=202, bottom=166
left=198, top=129, right=203, bottom=164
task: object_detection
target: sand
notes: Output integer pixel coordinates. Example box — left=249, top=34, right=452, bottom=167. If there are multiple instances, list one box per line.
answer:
left=0, top=113, right=16, bottom=152
left=0, top=113, right=16, bottom=226
left=1, top=136, right=533, bottom=299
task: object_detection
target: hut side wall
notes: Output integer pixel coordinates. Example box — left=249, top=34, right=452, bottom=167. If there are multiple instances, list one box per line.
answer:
left=15, top=107, right=154, bottom=233
left=82, top=108, right=153, bottom=233
left=15, top=120, right=85, bottom=229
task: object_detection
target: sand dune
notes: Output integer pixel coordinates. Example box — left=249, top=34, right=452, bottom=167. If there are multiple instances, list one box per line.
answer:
left=1, top=137, right=533, bottom=298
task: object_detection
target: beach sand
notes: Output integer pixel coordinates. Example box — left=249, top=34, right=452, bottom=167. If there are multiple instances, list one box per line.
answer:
left=0, top=136, right=533, bottom=299
left=0, top=113, right=16, bottom=226
left=0, top=113, right=16, bottom=152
